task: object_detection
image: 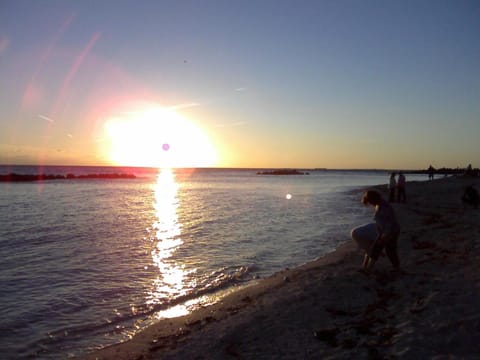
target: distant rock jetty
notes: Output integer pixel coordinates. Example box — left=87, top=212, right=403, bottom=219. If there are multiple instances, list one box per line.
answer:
left=257, top=169, right=309, bottom=175
left=0, top=173, right=136, bottom=182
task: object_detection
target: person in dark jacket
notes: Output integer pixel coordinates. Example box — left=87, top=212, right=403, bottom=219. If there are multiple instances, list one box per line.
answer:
left=462, top=185, right=479, bottom=209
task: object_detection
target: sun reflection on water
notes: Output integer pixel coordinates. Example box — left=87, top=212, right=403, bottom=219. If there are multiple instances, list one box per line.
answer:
left=145, top=169, right=246, bottom=321
left=147, top=169, right=191, bottom=309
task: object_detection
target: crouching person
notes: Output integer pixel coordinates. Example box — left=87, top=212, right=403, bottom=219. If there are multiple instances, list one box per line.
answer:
left=462, top=185, right=479, bottom=209
left=352, top=190, right=401, bottom=273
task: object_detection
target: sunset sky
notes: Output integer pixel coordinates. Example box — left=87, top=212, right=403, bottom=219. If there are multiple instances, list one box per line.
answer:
left=1, top=1, right=479, bottom=169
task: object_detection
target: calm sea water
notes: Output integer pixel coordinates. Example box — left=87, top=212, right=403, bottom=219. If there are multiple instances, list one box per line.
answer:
left=0, top=166, right=426, bottom=359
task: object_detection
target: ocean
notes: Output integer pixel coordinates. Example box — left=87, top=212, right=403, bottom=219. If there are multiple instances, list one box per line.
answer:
left=0, top=166, right=426, bottom=359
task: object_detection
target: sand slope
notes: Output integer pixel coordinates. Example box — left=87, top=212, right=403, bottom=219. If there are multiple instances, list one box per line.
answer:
left=86, top=176, right=480, bottom=359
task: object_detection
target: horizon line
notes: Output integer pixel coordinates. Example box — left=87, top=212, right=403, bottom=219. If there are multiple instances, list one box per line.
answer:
left=0, top=163, right=460, bottom=173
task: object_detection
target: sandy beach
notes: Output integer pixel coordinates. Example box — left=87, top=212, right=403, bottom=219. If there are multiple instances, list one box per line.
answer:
left=86, top=176, right=480, bottom=359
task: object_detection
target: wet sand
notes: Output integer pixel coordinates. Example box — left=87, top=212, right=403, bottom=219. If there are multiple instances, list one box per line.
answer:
left=86, top=176, right=480, bottom=359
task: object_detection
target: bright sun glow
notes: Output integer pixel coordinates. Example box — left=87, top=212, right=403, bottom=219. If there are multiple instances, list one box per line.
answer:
left=103, top=105, right=217, bottom=168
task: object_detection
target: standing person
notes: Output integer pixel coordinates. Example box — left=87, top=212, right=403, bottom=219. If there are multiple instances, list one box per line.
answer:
left=352, top=190, right=401, bottom=272
left=428, top=165, right=435, bottom=180
left=397, top=172, right=406, bottom=203
left=388, top=173, right=396, bottom=202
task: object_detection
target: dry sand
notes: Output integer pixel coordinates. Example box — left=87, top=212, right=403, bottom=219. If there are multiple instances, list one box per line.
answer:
left=86, top=176, right=480, bottom=359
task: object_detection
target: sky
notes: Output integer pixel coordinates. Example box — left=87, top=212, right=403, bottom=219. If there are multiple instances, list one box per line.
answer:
left=0, top=0, right=479, bottom=170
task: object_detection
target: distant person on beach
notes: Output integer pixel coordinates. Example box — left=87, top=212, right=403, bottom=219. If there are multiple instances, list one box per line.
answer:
left=388, top=173, right=396, bottom=202
left=465, top=164, right=473, bottom=176
left=428, top=165, right=435, bottom=180
left=462, top=185, right=479, bottom=209
left=351, top=190, right=401, bottom=272
left=397, top=172, right=406, bottom=203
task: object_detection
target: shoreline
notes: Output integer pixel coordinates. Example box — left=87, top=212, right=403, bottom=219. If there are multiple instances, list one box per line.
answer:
left=85, top=176, right=480, bottom=359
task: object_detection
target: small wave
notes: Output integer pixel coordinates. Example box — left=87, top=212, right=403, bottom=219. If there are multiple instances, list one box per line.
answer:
left=142, top=265, right=257, bottom=316
left=31, top=264, right=258, bottom=358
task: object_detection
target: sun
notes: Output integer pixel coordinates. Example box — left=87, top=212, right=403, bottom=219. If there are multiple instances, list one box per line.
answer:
left=102, top=105, right=217, bottom=168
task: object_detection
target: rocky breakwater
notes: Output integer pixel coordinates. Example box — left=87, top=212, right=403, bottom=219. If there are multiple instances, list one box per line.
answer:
left=0, top=173, right=136, bottom=182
